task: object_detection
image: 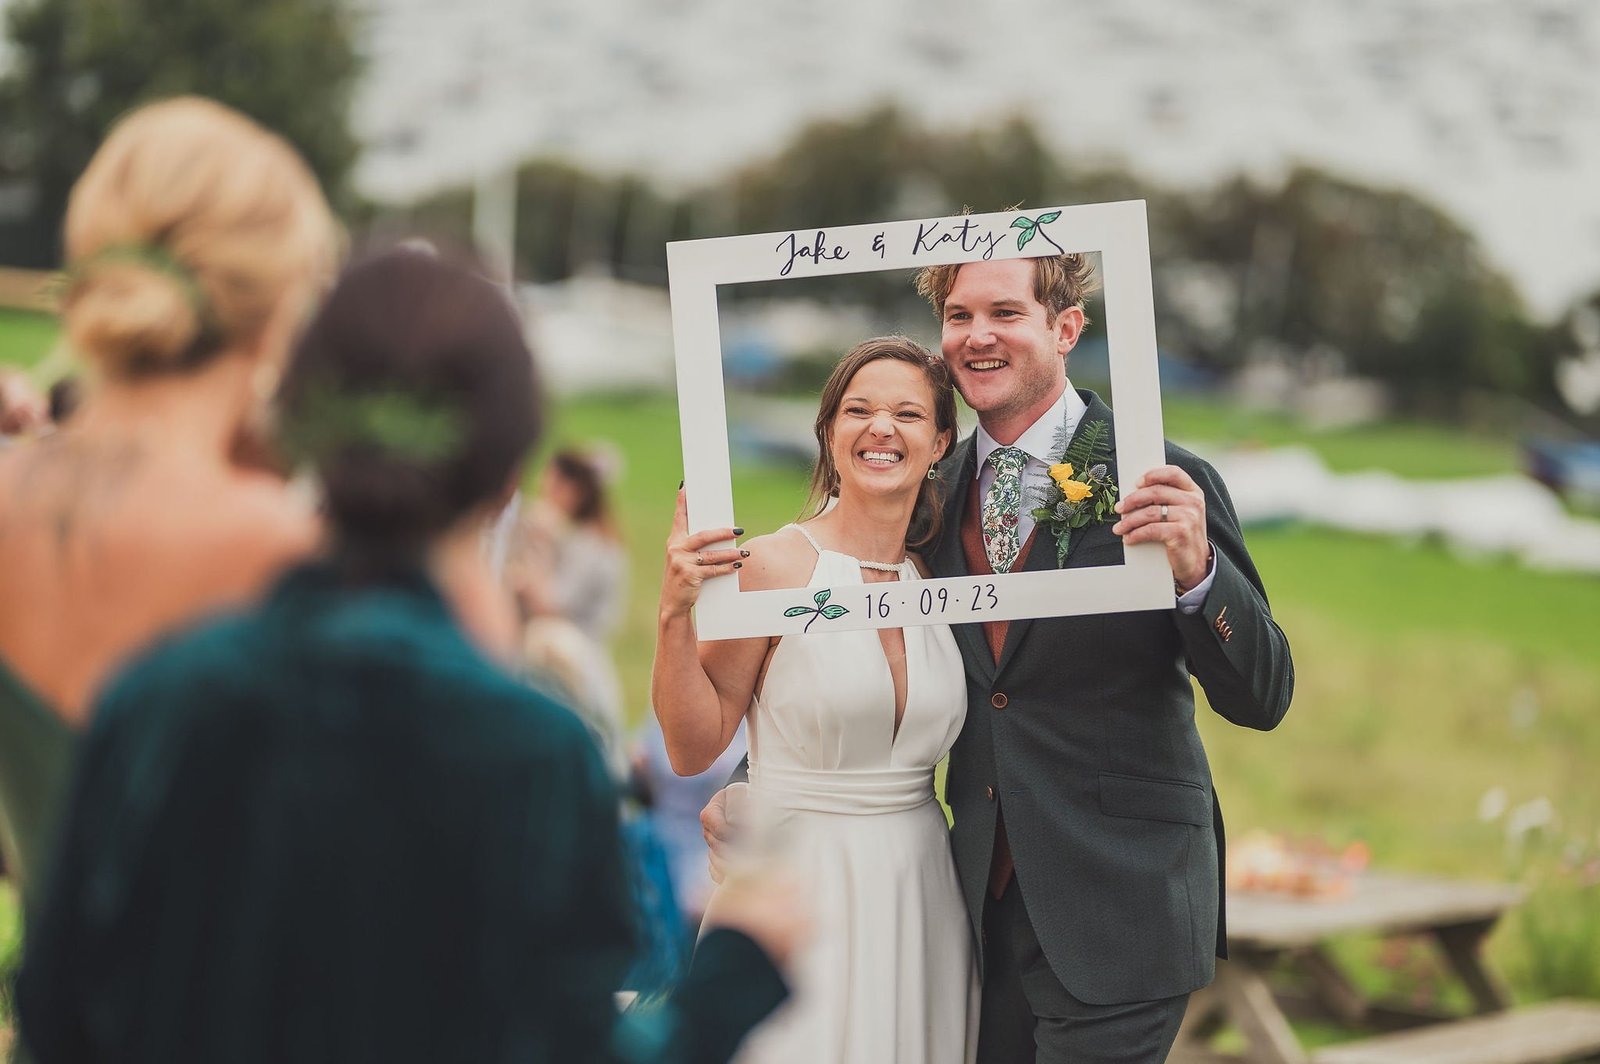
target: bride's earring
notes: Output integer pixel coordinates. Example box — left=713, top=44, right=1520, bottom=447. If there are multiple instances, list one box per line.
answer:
left=927, top=463, right=938, bottom=480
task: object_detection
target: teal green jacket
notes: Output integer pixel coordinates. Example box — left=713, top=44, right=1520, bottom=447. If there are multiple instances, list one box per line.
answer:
left=0, top=657, right=74, bottom=916
left=17, top=563, right=784, bottom=1064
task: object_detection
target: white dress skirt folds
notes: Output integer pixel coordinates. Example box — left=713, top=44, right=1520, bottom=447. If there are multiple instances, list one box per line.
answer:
left=709, top=526, right=979, bottom=1064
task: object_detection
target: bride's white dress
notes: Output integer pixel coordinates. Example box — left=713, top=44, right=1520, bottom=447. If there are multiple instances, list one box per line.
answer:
left=719, top=525, right=979, bottom=1064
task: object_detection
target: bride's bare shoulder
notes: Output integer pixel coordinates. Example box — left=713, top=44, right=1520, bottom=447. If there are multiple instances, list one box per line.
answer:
left=736, top=525, right=818, bottom=593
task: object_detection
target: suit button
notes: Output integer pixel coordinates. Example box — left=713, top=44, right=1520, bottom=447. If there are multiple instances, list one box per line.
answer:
left=991, top=692, right=1008, bottom=709
left=986, top=786, right=995, bottom=801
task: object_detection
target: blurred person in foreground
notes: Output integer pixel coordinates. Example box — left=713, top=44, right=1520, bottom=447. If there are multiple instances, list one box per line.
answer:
left=17, top=248, right=798, bottom=1064
left=0, top=97, right=337, bottom=914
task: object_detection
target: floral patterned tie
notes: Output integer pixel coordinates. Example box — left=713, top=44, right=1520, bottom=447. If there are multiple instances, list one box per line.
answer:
left=982, top=446, right=1029, bottom=574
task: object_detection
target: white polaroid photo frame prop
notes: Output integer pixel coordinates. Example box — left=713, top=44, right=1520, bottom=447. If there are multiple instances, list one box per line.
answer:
left=668, top=201, right=1172, bottom=641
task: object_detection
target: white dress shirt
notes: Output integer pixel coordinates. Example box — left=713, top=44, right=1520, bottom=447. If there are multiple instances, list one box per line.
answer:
left=973, top=382, right=1215, bottom=612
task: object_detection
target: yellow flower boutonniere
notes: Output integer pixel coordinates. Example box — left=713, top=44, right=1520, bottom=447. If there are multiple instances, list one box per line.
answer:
left=1029, top=419, right=1118, bottom=565
left=1059, top=478, right=1093, bottom=503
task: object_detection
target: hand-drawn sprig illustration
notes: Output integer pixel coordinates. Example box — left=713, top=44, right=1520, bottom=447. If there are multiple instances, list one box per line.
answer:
left=783, top=588, right=850, bottom=632
left=1011, top=211, right=1065, bottom=254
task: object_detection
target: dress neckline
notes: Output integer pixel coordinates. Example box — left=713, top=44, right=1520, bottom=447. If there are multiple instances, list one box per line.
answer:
left=785, top=523, right=911, bottom=573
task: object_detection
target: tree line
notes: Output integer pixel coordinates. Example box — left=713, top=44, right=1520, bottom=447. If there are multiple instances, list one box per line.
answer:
left=0, top=0, right=1590, bottom=421
left=389, top=106, right=1586, bottom=420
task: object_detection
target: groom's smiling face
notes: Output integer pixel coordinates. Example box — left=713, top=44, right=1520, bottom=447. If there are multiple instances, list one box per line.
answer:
left=939, top=259, right=1084, bottom=442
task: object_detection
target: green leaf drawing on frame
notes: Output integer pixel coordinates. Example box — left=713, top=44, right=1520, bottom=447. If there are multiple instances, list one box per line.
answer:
left=1012, top=212, right=1067, bottom=255
left=785, top=588, right=851, bottom=632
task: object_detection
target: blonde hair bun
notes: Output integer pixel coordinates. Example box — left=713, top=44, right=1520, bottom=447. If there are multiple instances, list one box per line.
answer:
left=62, top=96, right=337, bottom=379
left=65, top=257, right=205, bottom=374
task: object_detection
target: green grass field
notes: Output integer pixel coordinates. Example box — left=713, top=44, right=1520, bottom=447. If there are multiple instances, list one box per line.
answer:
left=548, top=393, right=1600, bottom=1013
left=1160, top=395, right=1521, bottom=479
left=3, top=314, right=1596, bottom=1035
left=0, top=310, right=60, bottom=372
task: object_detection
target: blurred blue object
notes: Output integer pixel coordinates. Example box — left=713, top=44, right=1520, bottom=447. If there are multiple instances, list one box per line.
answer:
left=728, top=422, right=815, bottom=466
left=1522, top=437, right=1600, bottom=500
left=620, top=812, right=686, bottom=999
left=722, top=333, right=782, bottom=387
left=1064, top=337, right=1220, bottom=395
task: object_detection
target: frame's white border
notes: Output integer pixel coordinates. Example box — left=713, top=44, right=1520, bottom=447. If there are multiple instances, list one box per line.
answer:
left=667, top=201, right=1172, bottom=641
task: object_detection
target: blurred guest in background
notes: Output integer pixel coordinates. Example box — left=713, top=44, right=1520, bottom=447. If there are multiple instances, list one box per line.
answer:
left=515, top=448, right=628, bottom=642
left=18, top=248, right=799, bottom=1064
left=509, top=446, right=629, bottom=768
left=519, top=615, right=627, bottom=776
left=0, top=96, right=336, bottom=912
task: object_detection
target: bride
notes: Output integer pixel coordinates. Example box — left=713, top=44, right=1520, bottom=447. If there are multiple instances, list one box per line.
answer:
left=652, top=336, right=979, bottom=1064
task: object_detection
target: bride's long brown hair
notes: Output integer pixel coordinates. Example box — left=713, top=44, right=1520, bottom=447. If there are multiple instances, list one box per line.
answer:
left=799, top=336, right=959, bottom=550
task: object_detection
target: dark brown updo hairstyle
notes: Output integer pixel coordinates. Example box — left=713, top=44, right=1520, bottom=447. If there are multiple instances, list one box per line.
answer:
left=800, top=336, right=958, bottom=550
left=277, top=248, right=540, bottom=573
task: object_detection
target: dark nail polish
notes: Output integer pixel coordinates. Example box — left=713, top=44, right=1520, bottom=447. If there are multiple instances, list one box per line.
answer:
left=733, top=561, right=743, bottom=569
left=740, top=549, right=751, bottom=558
left=733, top=527, right=745, bottom=536
left=678, top=480, right=684, bottom=490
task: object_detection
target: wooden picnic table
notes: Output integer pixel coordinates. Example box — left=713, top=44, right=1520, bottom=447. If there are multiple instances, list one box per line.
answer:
left=1172, top=870, right=1600, bottom=1064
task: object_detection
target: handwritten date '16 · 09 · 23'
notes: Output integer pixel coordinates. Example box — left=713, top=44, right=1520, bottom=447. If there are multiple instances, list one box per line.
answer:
left=785, top=583, right=1000, bottom=632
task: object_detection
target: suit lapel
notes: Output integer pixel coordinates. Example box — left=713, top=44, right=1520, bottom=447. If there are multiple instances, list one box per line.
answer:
left=928, top=435, right=976, bottom=580
left=933, top=436, right=997, bottom=686
left=994, top=392, right=1118, bottom=677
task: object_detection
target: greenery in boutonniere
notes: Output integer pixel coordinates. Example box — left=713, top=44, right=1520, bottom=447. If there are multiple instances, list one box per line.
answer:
left=1029, top=417, right=1118, bottom=566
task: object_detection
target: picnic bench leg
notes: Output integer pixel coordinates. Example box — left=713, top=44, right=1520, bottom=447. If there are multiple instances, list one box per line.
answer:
left=1296, top=945, right=1370, bottom=1027
left=1214, top=954, right=1311, bottom=1064
left=1175, top=984, right=1226, bottom=1048
left=1432, top=921, right=1513, bottom=1014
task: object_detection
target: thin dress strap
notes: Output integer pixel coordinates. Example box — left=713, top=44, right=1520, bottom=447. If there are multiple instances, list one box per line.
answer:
left=783, top=523, right=824, bottom=556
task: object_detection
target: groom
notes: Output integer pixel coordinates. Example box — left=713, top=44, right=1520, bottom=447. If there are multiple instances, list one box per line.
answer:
left=914, top=253, right=1293, bottom=1062
left=708, top=252, right=1292, bottom=1062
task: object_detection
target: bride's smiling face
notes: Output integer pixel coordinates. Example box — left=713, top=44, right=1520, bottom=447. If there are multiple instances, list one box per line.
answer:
left=827, top=358, right=950, bottom=503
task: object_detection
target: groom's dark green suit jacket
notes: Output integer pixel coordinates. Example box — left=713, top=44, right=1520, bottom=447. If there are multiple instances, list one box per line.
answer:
left=928, top=391, right=1293, bottom=1007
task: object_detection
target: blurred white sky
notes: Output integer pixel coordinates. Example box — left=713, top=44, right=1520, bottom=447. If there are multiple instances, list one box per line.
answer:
left=4, top=0, right=1596, bottom=317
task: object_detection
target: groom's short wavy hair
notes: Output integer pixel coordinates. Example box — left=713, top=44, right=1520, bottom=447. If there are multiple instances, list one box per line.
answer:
left=914, top=253, right=1100, bottom=326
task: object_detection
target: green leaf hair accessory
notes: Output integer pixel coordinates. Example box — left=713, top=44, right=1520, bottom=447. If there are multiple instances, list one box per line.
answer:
left=280, top=381, right=466, bottom=466
left=63, top=243, right=211, bottom=319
